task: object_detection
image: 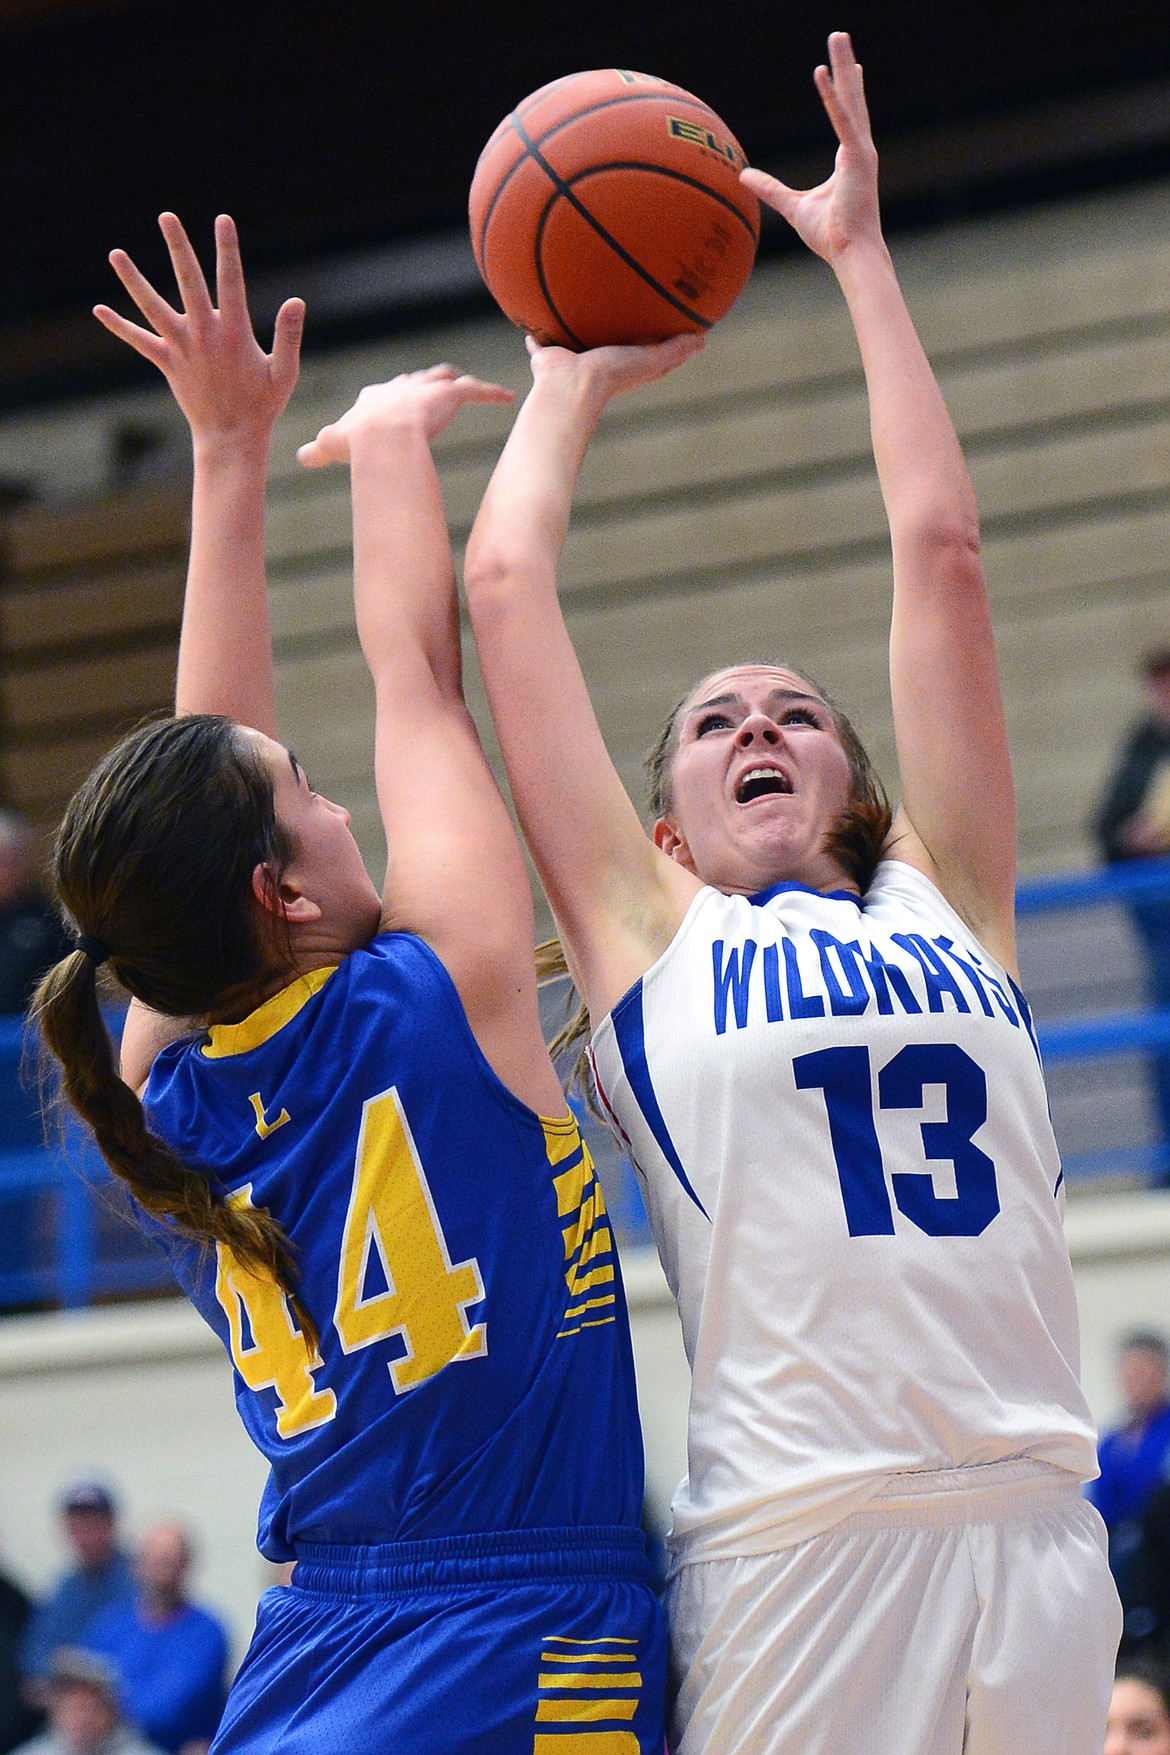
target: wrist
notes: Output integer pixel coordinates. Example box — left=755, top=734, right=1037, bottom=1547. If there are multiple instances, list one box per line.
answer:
left=346, top=416, right=434, bottom=471
left=830, top=232, right=896, bottom=293
left=191, top=429, right=273, bottom=472
left=527, top=365, right=608, bottom=438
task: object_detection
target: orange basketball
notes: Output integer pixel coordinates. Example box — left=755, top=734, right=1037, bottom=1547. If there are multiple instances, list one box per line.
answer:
left=469, top=70, right=759, bottom=350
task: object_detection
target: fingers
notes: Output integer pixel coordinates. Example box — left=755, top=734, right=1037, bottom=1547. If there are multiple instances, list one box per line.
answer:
left=451, top=375, right=514, bottom=403
left=158, top=212, right=215, bottom=322
left=740, top=165, right=801, bottom=220
left=648, top=332, right=706, bottom=369
left=106, top=247, right=179, bottom=336
left=213, top=213, right=251, bottom=326
left=415, top=363, right=512, bottom=400
left=92, top=303, right=171, bottom=369
left=296, top=426, right=337, bottom=469
left=270, top=297, right=306, bottom=395
left=816, top=31, right=872, bottom=146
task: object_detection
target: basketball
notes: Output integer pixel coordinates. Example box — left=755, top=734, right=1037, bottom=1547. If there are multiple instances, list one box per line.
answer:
left=469, top=70, right=760, bottom=349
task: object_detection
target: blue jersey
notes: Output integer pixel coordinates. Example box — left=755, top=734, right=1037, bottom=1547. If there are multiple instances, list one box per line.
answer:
left=145, top=933, right=644, bottom=1561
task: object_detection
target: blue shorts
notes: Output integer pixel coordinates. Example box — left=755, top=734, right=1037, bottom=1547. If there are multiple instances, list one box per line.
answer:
left=211, top=1527, right=668, bottom=1754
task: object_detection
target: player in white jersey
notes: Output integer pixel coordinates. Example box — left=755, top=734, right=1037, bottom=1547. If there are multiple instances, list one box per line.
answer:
left=462, top=30, right=1121, bottom=1755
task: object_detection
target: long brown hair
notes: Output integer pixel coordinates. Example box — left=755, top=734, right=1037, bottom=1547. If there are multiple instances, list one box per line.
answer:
left=547, top=662, right=893, bottom=1099
left=32, top=715, right=319, bottom=1349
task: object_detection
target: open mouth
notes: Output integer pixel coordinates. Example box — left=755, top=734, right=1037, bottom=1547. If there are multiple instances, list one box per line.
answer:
left=735, top=766, right=793, bottom=804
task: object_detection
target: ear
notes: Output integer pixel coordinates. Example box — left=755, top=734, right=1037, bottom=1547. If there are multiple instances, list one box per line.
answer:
left=652, top=815, right=695, bottom=871
left=251, top=862, right=323, bottom=924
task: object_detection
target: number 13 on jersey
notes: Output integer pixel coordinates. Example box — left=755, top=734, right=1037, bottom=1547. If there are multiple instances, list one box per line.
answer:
left=214, top=1086, right=486, bottom=1438
left=794, top=1041, right=1001, bottom=1238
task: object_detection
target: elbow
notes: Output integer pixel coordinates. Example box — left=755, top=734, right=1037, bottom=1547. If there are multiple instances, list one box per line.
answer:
left=462, top=543, right=511, bottom=603
left=896, top=507, right=984, bottom=582
left=462, top=545, right=544, bottom=625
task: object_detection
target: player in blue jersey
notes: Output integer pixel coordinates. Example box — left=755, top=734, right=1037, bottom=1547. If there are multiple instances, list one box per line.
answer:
left=33, top=215, right=666, bottom=1751
left=461, top=32, right=1121, bottom=1755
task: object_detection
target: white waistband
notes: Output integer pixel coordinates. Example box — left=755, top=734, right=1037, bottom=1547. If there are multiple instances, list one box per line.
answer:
left=831, top=1458, right=1079, bottom=1532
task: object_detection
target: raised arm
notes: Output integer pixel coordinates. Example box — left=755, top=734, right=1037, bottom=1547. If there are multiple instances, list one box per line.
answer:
left=95, top=212, right=303, bottom=736
left=297, top=370, right=564, bottom=1113
left=743, top=33, right=1018, bottom=971
left=462, top=334, right=704, bottom=1019
left=94, top=213, right=303, bottom=1086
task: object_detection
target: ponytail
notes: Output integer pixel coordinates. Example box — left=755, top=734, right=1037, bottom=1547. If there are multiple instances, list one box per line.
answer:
left=535, top=937, right=596, bottom=1111
left=33, top=951, right=319, bottom=1353
left=33, top=710, right=323, bottom=1355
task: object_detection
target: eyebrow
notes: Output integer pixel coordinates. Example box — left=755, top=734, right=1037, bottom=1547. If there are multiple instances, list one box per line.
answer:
left=287, top=750, right=302, bottom=782
left=687, top=688, right=825, bottom=716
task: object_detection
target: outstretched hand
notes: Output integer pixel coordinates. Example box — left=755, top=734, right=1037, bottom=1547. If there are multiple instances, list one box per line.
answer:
left=296, top=365, right=514, bottom=467
left=525, top=328, right=705, bottom=410
left=94, top=213, right=304, bottom=447
left=740, top=31, right=882, bottom=266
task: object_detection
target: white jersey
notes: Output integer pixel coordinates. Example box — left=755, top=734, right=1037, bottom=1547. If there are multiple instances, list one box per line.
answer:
left=589, top=860, right=1098, bottom=1566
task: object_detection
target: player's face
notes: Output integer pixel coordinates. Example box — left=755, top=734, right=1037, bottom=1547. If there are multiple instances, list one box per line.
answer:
left=658, top=665, right=856, bottom=896
left=253, top=734, right=382, bottom=950
left=1105, top=1679, right=1170, bottom=1755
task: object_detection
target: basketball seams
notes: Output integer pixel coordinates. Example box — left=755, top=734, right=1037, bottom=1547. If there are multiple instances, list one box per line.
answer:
left=566, top=161, right=760, bottom=245
left=470, top=73, right=758, bottom=347
left=523, top=89, right=733, bottom=153
left=472, top=88, right=749, bottom=276
left=513, top=114, right=721, bottom=333
left=533, top=196, right=586, bottom=350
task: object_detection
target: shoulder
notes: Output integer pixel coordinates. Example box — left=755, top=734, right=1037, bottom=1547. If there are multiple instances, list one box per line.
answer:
left=1096, top=1423, right=1126, bottom=1459
left=81, top=1599, right=133, bottom=1646
left=862, top=858, right=999, bottom=948
left=183, top=1602, right=230, bottom=1652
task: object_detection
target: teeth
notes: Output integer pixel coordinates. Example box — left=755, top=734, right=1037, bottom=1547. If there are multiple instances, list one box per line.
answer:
left=736, top=766, right=792, bottom=802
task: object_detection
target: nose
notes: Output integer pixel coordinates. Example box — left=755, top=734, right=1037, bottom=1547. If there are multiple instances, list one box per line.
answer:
left=325, top=796, right=351, bottom=826
left=734, top=712, right=781, bottom=748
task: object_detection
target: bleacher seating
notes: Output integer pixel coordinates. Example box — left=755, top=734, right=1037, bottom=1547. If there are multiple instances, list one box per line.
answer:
left=0, top=176, right=1168, bottom=1306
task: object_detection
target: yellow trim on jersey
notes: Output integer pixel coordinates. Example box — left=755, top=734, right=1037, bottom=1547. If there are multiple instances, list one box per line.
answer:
left=202, top=965, right=337, bottom=1059
left=540, top=1651, right=638, bottom=1665
left=539, top=1114, right=621, bottom=1339
left=540, top=1110, right=584, bottom=1144
left=534, top=1738, right=638, bottom=1753
left=567, top=1269, right=615, bottom=1302
left=554, top=1156, right=593, bottom=1218
left=563, top=1294, right=617, bottom=1322
left=535, top=1699, right=639, bottom=1722
left=537, top=1672, right=643, bottom=1690
left=571, top=1226, right=613, bottom=1273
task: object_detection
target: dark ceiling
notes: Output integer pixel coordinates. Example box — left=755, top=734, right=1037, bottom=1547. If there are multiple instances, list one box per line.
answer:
left=2, top=0, right=1170, bottom=404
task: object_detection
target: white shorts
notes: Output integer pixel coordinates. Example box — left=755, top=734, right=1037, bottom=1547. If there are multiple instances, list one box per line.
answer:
left=666, top=1461, right=1121, bottom=1755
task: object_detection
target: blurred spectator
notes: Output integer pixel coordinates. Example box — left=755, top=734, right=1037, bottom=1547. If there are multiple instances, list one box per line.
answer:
left=1106, top=1657, right=1170, bottom=1755
left=81, top=1524, right=226, bottom=1755
left=1092, top=649, right=1170, bottom=1173
left=20, top=1486, right=134, bottom=1706
left=1, top=1567, right=43, bottom=1754
left=1090, top=1332, right=1170, bottom=1646
left=0, top=811, right=71, bottom=1015
left=14, top=1649, right=163, bottom=1755
left=1135, top=1480, right=1170, bottom=1662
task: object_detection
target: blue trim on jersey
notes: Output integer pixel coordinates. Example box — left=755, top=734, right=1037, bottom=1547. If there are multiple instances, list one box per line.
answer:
left=610, top=979, right=709, bottom=1220
left=750, top=877, right=862, bottom=908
